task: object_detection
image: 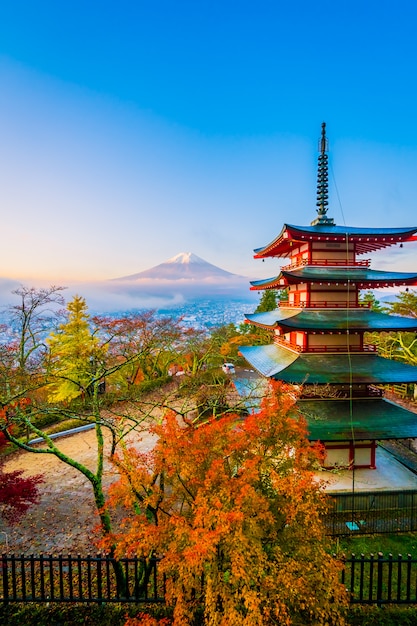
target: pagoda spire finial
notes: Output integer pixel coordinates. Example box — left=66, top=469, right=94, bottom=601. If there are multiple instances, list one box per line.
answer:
left=311, top=122, right=334, bottom=226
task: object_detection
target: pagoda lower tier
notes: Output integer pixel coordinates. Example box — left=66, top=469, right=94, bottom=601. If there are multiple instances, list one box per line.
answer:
left=239, top=345, right=417, bottom=384
left=240, top=337, right=417, bottom=469
left=242, top=302, right=417, bottom=469
left=299, top=398, right=417, bottom=469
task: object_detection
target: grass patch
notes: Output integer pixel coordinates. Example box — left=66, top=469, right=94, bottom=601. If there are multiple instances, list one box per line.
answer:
left=0, top=603, right=174, bottom=626
left=334, top=533, right=417, bottom=557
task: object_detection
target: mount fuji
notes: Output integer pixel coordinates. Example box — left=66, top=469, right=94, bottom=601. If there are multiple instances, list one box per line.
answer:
left=114, top=252, right=245, bottom=282
left=58, top=253, right=256, bottom=314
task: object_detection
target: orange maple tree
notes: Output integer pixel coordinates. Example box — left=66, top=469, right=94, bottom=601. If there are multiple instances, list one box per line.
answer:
left=104, top=381, right=348, bottom=625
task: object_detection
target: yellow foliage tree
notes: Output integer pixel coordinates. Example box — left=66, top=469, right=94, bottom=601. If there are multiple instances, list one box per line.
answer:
left=46, top=295, right=106, bottom=402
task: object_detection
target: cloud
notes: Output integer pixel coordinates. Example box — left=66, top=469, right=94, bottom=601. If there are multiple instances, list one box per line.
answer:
left=64, top=277, right=256, bottom=313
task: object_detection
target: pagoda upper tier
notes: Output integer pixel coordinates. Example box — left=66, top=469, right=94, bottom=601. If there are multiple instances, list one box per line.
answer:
left=251, top=267, right=417, bottom=291
left=241, top=123, right=417, bottom=469
left=254, top=223, right=417, bottom=258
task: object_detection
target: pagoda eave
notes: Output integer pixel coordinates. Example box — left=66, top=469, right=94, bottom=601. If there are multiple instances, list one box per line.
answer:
left=300, top=399, right=417, bottom=441
left=250, top=276, right=287, bottom=290
left=245, top=309, right=417, bottom=332
left=254, top=224, right=417, bottom=259
left=239, top=344, right=417, bottom=385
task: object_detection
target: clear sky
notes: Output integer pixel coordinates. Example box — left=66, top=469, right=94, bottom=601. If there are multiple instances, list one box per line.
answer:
left=1, top=0, right=417, bottom=286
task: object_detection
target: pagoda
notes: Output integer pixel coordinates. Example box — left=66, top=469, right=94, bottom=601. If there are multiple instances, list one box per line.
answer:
left=240, top=123, right=417, bottom=469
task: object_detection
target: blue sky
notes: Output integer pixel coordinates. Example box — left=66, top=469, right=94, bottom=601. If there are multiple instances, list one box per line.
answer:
left=1, top=0, right=417, bottom=286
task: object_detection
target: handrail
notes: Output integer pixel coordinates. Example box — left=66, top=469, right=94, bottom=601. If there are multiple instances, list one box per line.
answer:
left=281, top=258, right=371, bottom=271
left=305, top=344, right=377, bottom=353
left=273, top=336, right=302, bottom=352
left=279, top=301, right=371, bottom=308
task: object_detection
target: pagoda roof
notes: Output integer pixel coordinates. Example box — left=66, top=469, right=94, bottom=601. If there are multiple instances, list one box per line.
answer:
left=245, top=308, right=417, bottom=332
left=254, top=223, right=417, bottom=258
left=250, top=267, right=417, bottom=290
left=299, top=398, right=417, bottom=441
left=239, top=343, right=417, bottom=384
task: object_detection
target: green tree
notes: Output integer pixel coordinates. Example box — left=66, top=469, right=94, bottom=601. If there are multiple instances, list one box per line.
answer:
left=386, top=289, right=417, bottom=318
left=46, top=295, right=105, bottom=402
left=359, top=291, right=383, bottom=312
left=365, top=290, right=417, bottom=368
left=255, top=289, right=279, bottom=313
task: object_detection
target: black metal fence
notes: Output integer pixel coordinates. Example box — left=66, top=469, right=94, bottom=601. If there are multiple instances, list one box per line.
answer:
left=326, top=489, right=417, bottom=536
left=341, top=552, right=417, bottom=605
left=3, top=552, right=417, bottom=606
left=1, top=554, right=164, bottom=604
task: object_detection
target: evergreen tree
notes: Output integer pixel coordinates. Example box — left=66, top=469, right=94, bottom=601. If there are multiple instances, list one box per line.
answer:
left=387, top=289, right=417, bottom=318
left=46, top=295, right=105, bottom=402
left=358, top=291, right=383, bottom=312
left=255, top=289, right=278, bottom=313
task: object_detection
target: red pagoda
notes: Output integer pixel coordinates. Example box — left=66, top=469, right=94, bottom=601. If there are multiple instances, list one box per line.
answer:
left=240, top=123, right=417, bottom=469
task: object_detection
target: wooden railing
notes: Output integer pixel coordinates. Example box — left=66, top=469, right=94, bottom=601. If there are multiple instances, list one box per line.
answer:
left=273, top=336, right=302, bottom=352
left=281, top=258, right=371, bottom=271
left=306, top=344, right=377, bottom=353
left=278, top=301, right=370, bottom=309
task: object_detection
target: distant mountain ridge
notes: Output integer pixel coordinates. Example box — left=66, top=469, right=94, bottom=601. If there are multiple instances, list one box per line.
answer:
left=114, top=252, right=246, bottom=281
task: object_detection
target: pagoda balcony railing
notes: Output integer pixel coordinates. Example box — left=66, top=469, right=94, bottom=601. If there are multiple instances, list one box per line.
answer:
left=301, top=385, right=383, bottom=399
left=274, top=336, right=377, bottom=353
left=281, top=258, right=371, bottom=271
left=305, top=344, right=377, bottom=353
left=279, top=300, right=371, bottom=309
left=273, top=336, right=302, bottom=352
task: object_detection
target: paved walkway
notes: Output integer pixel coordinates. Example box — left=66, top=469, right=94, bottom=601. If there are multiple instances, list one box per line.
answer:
left=319, top=446, right=417, bottom=493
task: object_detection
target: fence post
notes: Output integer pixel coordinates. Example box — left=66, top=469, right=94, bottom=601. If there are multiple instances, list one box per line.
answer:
left=96, top=554, right=103, bottom=605
left=377, top=552, right=384, bottom=607
left=1, top=554, right=8, bottom=605
left=406, top=554, right=412, bottom=602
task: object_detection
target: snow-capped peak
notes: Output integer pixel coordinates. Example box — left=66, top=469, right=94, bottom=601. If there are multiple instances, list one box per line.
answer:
left=167, top=252, right=206, bottom=265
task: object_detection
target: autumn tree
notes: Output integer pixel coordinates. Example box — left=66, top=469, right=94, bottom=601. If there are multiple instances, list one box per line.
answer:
left=0, top=296, right=189, bottom=592
left=95, top=311, right=183, bottom=390
left=0, top=285, right=66, bottom=404
left=105, top=382, right=348, bottom=625
left=0, top=428, right=43, bottom=524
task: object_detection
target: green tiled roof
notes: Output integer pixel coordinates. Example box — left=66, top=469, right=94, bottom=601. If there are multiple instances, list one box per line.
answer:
left=251, top=268, right=417, bottom=289
left=284, top=267, right=417, bottom=283
left=245, top=309, right=417, bottom=332
left=245, top=309, right=301, bottom=327
left=251, top=276, right=287, bottom=289
left=299, top=398, right=417, bottom=441
left=239, top=344, right=417, bottom=384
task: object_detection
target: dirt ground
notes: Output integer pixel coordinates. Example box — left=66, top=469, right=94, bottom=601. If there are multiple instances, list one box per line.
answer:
left=0, top=380, right=241, bottom=557
left=0, top=425, right=157, bottom=556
